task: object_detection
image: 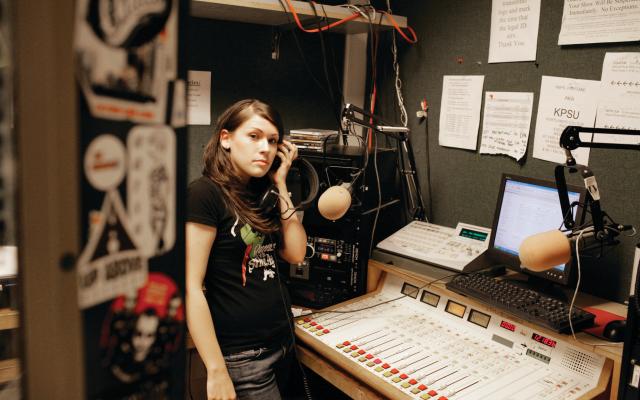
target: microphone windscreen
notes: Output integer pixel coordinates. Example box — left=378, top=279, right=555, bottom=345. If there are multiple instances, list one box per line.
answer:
left=318, top=185, right=352, bottom=221
left=519, top=230, right=571, bottom=272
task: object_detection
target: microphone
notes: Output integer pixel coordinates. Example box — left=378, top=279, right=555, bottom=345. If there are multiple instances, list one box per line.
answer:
left=317, top=182, right=352, bottom=221
left=519, top=230, right=572, bottom=272
left=519, top=224, right=633, bottom=271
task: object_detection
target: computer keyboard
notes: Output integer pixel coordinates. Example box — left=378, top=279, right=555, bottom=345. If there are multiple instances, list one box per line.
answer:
left=446, top=273, right=596, bottom=333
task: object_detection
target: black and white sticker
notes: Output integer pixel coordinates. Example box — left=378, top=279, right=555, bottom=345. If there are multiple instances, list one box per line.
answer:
left=78, top=191, right=148, bottom=309
left=127, top=125, right=176, bottom=257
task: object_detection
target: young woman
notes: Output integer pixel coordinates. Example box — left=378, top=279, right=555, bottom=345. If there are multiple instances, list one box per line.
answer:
left=186, top=99, right=307, bottom=400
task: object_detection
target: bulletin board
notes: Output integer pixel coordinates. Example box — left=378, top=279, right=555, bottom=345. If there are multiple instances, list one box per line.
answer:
left=381, top=0, right=639, bottom=302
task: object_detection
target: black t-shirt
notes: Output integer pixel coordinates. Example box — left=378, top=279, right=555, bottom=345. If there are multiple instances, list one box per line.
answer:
left=187, top=176, right=290, bottom=354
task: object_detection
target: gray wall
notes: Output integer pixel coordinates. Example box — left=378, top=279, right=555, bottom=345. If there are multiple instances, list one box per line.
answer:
left=186, top=2, right=639, bottom=303
left=186, top=17, right=344, bottom=183
left=381, top=0, right=639, bottom=302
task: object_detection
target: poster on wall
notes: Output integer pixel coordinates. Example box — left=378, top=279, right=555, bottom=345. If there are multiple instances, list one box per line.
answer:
left=74, top=0, right=186, bottom=398
left=488, top=0, right=541, bottom=63
left=77, top=190, right=148, bottom=309
left=438, top=75, right=485, bottom=150
left=187, top=70, right=212, bottom=125
left=479, top=91, right=534, bottom=161
left=127, top=125, right=176, bottom=257
left=99, top=273, right=183, bottom=398
left=532, top=76, right=600, bottom=165
left=558, top=0, right=640, bottom=45
left=74, top=0, right=178, bottom=123
left=595, top=52, right=640, bottom=143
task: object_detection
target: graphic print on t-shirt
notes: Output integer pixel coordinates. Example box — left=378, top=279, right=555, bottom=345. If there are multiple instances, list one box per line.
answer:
left=239, top=224, right=276, bottom=286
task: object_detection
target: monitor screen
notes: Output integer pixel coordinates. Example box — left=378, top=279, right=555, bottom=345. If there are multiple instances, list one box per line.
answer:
left=489, top=174, right=585, bottom=285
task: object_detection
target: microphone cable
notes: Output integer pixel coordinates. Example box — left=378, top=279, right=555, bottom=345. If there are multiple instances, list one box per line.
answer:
left=567, top=230, right=624, bottom=347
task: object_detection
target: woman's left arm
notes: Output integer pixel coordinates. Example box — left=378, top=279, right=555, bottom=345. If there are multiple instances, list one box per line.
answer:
left=272, top=140, right=307, bottom=264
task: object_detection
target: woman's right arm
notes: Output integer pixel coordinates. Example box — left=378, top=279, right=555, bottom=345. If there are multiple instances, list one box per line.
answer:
left=186, top=222, right=236, bottom=400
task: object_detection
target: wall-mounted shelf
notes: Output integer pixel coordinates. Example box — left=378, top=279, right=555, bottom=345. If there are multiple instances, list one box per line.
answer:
left=191, top=0, right=407, bottom=34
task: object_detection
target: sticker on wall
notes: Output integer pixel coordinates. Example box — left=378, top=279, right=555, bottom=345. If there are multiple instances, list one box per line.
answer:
left=73, top=0, right=178, bottom=123
left=127, top=125, right=176, bottom=257
left=77, top=191, right=148, bottom=309
left=84, top=134, right=127, bottom=191
left=99, top=272, right=183, bottom=397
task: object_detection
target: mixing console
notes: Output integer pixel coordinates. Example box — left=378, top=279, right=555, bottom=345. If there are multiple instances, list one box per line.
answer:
left=295, top=272, right=610, bottom=400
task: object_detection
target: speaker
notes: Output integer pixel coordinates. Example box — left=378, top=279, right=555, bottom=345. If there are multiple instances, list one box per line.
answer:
left=282, top=145, right=402, bottom=309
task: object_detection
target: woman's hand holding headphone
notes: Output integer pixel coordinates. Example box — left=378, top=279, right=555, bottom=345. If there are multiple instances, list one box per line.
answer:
left=269, top=140, right=298, bottom=187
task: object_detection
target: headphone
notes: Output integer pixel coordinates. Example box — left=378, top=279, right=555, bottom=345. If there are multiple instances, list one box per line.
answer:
left=259, top=158, right=319, bottom=216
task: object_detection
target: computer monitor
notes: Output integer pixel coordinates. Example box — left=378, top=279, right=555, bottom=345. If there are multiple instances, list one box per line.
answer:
left=488, top=174, right=586, bottom=286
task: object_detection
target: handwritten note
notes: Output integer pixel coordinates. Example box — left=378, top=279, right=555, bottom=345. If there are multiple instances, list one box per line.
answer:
left=439, top=75, right=485, bottom=150
left=480, top=92, right=534, bottom=161
left=489, top=0, right=541, bottom=63
left=559, top=0, right=640, bottom=45
left=532, top=76, right=600, bottom=165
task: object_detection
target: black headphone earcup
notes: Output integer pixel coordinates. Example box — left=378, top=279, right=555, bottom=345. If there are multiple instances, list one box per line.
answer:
left=259, top=185, right=280, bottom=215
left=259, top=158, right=319, bottom=215
left=295, top=158, right=319, bottom=210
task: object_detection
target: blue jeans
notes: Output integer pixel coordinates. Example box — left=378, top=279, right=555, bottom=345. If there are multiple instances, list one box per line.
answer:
left=224, top=341, right=294, bottom=400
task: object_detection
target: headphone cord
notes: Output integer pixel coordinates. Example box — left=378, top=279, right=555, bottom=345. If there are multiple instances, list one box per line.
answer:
left=275, top=253, right=314, bottom=400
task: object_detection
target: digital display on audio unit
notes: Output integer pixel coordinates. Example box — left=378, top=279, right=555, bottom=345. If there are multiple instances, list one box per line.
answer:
left=401, top=283, right=419, bottom=299
left=500, top=320, right=516, bottom=332
left=420, top=290, right=440, bottom=307
left=532, top=333, right=557, bottom=348
left=468, top=309, right=491, bottom=328
left=445, top=300, right=466, bottom=318
left=459, top=228, right=488, bottom=241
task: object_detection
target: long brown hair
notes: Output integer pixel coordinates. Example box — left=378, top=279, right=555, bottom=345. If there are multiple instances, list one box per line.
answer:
left=202, top=99, right=284, bottom=234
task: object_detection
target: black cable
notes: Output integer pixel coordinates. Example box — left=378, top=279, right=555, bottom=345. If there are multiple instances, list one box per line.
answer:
left=306, top=0, right=342, bottom=123
left=634, top=259, right=640, bottom=312
left=424, top=112, right=433, bottom=221
left=187, top=348, right=193, bottom=400
left=276, top=0, right=340, bottom=125
left=367, top=126, right=382, bottom=258
left=393, top=139, right=410, bottom=224
left=318, top=3, right=346, bottom=109
left=275, top=245, right=313, bottom=400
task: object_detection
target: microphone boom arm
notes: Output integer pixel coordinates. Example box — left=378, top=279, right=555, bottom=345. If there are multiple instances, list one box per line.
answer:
left=556, top=125, right=640, bottom=241
left=341, top=104, right=426, bottom=220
